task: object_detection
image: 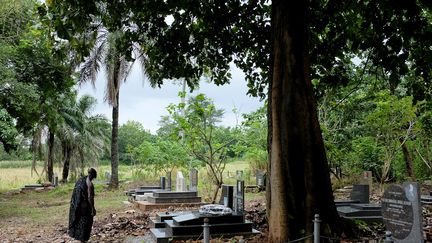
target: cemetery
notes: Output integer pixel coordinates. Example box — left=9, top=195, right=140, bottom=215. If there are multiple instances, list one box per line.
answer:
left=1, top=0, right=432, bottom=243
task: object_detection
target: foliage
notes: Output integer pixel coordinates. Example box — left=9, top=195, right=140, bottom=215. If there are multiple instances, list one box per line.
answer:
left=118, top=121, right=154, bottom=165
left=236, top=105, right=268, bottom=173
left=166, top=93, right=236, bottom=202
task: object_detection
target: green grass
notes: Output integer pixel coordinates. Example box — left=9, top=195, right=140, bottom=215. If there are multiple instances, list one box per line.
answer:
left=0, top=160, right=43, bottom=169
left=0, top=160, right=263, bottom=214
left=0, top=182, right=128, bottom=228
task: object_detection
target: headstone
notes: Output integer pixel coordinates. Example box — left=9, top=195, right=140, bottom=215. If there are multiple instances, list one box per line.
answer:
left=176, top=171, right=186, bottom=192
left=219, top=185, right=234, bottom=209
left=350, top=184, right=369, bottom=203
left=381, top=182, right=423, bottom=242
left=189, top=168, right=198, bottom=191
left=360, top=171, right=373, bottom=188
left=167, top=171, right=172, bottom=191
left=160, top=176, right=166, bottom=190
left=256, top=171, right=266, bottom=188
left=53, top=173, right=58, bottom=187
left=235, top=180, right=245, bottom=216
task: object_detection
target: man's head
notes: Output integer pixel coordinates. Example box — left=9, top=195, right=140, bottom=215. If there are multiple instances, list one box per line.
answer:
left=88, top=168, right=97, bottom=180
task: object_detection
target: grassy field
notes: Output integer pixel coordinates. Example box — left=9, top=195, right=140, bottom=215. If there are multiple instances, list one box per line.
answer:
left=0, top=160, right=262, bottom=232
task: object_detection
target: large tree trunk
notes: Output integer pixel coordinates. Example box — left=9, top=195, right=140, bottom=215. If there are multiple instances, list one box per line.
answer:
left=400, top=138, right=415, bottom=180
left=110, top=90, right=120, bottom=189
left=267, top=1, right=339, bottom=241
left=61, top=145, right=72, bottom=182
left=47, top=129, right=55, bottom=183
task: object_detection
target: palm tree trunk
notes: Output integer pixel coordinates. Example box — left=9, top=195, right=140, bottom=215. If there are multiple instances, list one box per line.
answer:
left=110, top=91, right=120, bottom=188
left=47, top=129, right=55, bottom=183
left=62, top=145, right=73, bottom=182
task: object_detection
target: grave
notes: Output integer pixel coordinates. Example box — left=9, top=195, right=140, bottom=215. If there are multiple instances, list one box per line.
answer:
left=160, top=176, right=166, bottom=190
left=219, top=185, right=234, bottom=209
left=149, top=179, right=259, bottom=243
left=256, top=171, right=266, bottom=190
left=334, top=184, right=369, bottom=206
left=235, top=180, right=245, bottom=218
left=125, top=176, right=167, bottom=200
left=135, top=172, right=202, bottom=210
left=381, top=182, right=423, bottom=242
left=176, top=171, right=186, bottom=192
left=166, top=171, right=172, bottom=191
left=189, top=168, right=198, bottom=191
left=337, top=203, right=382, bottom=224
left=335, top=184, right=382, bottom=224
left=350, top=184, right=369, bottom=204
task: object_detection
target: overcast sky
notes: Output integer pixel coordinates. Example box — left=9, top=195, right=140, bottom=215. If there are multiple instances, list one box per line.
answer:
left=78, top=64, right=264, bottom=134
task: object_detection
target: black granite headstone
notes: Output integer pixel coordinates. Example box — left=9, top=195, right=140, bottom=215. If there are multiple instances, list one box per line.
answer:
left=235, top=180, right=245, bottom=215
left=381, top=182, right=423, bottom=242
left=160, top=176, right=166, bottom=190
left=219, top=185, right=234, bottom=209
left=350, top=184, right=369, bottom=203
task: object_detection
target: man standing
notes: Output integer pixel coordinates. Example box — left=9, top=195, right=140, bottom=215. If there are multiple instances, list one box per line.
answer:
left=68, top=168, right=97, bottom=242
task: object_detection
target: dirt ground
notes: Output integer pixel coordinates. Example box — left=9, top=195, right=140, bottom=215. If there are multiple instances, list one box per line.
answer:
left=2, top=184, right=432, bottom=242
left=0, top=194, right=267, bottom=243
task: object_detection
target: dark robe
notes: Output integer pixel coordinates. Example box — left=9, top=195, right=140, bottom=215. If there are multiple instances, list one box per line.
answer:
left=68, top=176, right=94, bottom=242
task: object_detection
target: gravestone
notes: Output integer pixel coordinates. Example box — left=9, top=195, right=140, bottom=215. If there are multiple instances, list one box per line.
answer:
left=53, top=173, right=58, bottom=187
left=256, top=171, right=266, bottom=188
left=160, top=176, right=166, bottom=190
left=219, top=185, right=234, bottom=209
left=350, top=184, right=369, bottom=203
left=176, top=171, right=186, bottom=192
left=235, top=180, right=245, bottom=216
left=167, top=171, right=172, bottom=191
left=381, top=182, right=423, bottom=242
left=189, top=169, right=198, bottom=191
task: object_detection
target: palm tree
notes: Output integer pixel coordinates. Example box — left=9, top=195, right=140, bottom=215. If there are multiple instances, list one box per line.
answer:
left=57, top=94, right=110, bottom=182
left=78, top=30, right=141, bottom=188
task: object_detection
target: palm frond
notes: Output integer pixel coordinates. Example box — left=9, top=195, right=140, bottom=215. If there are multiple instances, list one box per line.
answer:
left=78, top=36, right=107, bottom=87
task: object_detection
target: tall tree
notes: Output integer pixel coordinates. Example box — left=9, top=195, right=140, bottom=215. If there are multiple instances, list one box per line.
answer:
left=78, top=30, right=136, bottom=188
left=167, top=94, right=233, bottom=202
left=46, top=0, right=432, bottom=240
left=57, top=95, right=110, bottom=182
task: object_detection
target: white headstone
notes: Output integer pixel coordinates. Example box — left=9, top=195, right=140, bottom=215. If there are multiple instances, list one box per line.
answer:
left=176, top=171, right=186, bottom=192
